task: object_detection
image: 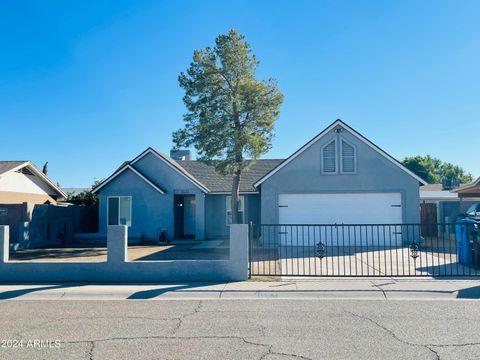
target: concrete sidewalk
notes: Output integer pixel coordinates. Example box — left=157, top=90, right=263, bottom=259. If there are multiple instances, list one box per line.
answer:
left=1, top=278, right=480, bottom=301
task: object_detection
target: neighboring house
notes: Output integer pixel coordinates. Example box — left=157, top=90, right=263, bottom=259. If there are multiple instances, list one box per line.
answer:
left=420, top=183, right=461, bottom=225
left=0, top=161, right=69, bottom=245
left=420, top=180, right=480, bottom=225
left=0, top=161, right=66, bottom=204
left=452, top=177, right=480, bottom=199
left=92, top=119, right=425, bottom=241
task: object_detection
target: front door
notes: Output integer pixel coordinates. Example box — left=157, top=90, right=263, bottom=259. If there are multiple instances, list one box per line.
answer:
left=183, top=196, right=196, bottom=237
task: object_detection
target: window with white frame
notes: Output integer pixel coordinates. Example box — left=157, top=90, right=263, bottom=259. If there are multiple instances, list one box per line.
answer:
left=321, top=139, right=337, bottom=173
left=226, top=195, right=245, bottom=225
left=108, top=196, right=132, bottom=226
left=340, top=139, right=356, bottom=173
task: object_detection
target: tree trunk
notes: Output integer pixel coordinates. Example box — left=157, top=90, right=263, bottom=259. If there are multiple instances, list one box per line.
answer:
left=231, top=95, right=243, bottom=224
left=231, top=172, right=241, bottom=224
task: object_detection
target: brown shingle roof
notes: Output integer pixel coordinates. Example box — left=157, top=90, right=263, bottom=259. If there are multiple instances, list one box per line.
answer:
left=0, top=161, right=28, bottom=176
left=97, top=148, right=284, bottom=194
left=421, top=183, right=467, bottom=192
left=420, top=184, right=444, bottom=191
left=175, top=159, right=284, bottom=193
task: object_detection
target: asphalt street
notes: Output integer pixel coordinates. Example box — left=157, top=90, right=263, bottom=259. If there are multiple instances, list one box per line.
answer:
left=1, top=297, right=480, bottom=360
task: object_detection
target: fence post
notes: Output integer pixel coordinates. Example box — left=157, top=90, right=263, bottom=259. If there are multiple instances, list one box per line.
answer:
left=229, top=224, right=249, bottom=280
left=107, top=225, right=128, bottom=264
left=0, top=225, right=8, bottom=263
left=18, top=222, right=30, bottom=249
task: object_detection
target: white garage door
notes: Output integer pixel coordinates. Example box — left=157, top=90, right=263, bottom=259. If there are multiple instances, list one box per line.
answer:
left=278, top=193, right=403, bottom=246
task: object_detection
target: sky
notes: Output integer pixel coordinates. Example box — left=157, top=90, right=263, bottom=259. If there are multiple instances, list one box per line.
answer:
left=0, top=0, right=479, bottom=187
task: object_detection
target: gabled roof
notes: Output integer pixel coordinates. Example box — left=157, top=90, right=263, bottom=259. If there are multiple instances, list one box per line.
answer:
left=0, top=161, right=29, bottom=176
left=92, top=163, right=165, bottom=194
left=92, top=147, right=283, bottom=195
left=178, top=159, right=283, bottom=193
left=254, top=119, right=428, bottom=187
left=0, top=160, right=67, bottom=198
left=451, top=177, right=480, bottom=193
left=131, top=148, right=210, bottom=193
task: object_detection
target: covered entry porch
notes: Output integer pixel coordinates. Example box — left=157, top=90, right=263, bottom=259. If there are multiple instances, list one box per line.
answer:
left=173, top=192, right=206, bottom=240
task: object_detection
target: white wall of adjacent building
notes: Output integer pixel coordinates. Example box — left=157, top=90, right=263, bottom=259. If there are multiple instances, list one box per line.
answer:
left=0, top=171, right=56, bottom=195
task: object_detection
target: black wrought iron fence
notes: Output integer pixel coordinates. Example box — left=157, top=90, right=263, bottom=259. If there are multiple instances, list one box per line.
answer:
left=249, top=223, right=480, bottom=277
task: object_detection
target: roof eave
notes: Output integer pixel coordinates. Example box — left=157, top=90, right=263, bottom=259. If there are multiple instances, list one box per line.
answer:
left=25, top=162, right=67, bottom=198
left=451, top=177, right=480, bottom=193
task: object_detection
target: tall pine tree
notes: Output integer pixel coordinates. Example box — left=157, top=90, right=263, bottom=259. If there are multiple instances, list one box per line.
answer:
left=173, top=30, right=283, bottom=223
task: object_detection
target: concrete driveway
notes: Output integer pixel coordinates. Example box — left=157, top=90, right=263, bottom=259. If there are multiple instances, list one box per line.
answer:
left=251, top=246, right=478, bottom=277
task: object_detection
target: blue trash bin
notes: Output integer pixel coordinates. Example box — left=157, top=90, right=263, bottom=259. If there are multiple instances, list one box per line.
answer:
left=455, top=218, right=478, bottom=264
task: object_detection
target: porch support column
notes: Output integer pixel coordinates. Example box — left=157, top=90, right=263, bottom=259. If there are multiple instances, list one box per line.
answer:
left=195, top=193, right=206, bottom=240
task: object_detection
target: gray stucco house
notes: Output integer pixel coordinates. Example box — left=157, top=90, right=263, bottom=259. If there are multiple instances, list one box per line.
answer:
left=92, top=119, right=426, bottom=241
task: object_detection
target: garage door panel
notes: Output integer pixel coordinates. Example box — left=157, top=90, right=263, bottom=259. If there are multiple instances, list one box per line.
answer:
left=277, top=224, right=403, bottom=247
left=278, top=193, right=403, bottom=246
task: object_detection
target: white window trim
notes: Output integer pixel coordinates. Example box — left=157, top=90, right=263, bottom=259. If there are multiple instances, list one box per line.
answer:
left=339, top=138, right=357, bottom=174
left=226, top=195, right=245, bottom=226
left=321, top=138, right=338, bottom=174
left=107, top=196, right=132, bottom=227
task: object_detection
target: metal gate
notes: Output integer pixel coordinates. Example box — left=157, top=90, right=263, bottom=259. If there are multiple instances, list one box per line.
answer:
left=249, top=223, right=480, bottom=277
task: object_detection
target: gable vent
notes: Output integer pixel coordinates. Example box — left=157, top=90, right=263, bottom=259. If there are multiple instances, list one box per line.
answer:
left=16, top=167, right=34, bottom=176
left=341, top=140, right=355, bottom=173
left=322, top=140, right=336, bottom=173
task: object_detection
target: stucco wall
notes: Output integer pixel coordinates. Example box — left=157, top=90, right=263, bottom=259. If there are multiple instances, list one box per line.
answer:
left=247, top=194, right=261, bottom=226
left=0, top=203, right=29, bottom=243
left=260, top=127, right=421, bottom=224
left=98, top=170, right=167, bottom=239
left=0, top=225, right=249, bottom=282
left=205, top=194, right=261, bottom=239
left=0, top=171, right=58, bottom=196
left=0, top=203, right=96, bottom=246
left=0, top=192, right=56, bottom=204
left=205, top=195, right=227, bottom=238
